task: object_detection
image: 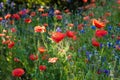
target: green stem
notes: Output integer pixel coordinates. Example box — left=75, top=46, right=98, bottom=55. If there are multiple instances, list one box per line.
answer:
left=41, top=33, right=48, bottom=49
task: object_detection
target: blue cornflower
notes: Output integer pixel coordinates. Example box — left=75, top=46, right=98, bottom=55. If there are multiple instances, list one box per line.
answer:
left=77, top=7, right=83, bottom=16
left=103, top=69, right=110, bottom=75
left=80, top=29, right=85, bottom=33
left=100, top=43, right=104, bottom=48
left=108, top=25, right=112, bottom=31
left=116, top=40, right=120, bottom=45
left=86, top=51, right=90, bottom=56
left=1, top=20, right=6, bottom=23
left=91, top=25, right=96, bottom=30
left=48, top=7, right=54, bottom=17
left=107, top=42, right=113, bottom=48
left=113, top=45, right=116, bottom=48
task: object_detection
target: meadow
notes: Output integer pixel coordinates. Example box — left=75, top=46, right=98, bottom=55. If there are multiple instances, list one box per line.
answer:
left=0, top=0, right=120, bottom=80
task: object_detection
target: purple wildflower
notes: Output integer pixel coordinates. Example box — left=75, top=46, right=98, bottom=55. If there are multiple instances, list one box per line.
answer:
left=56, top=27, right=62, bottom=32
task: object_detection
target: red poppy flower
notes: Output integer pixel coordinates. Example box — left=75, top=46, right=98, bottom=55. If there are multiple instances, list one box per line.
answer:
left=51, top=32, right=65, bottom=43
left=5, top=14, right=11, bottom=19
left=66, top=30, right=75, bottom=38
left=14, top=58, right=20, bottom=62
left=41, top=13, right=48, bottom=17
left=24, top=18, right=32, bottom=23
left=83, top=0, right=88, bottom=3
left=43, top=23, right=48, bottom=27
left=12, top=68, right=25, bottom=77
left=0, top=17, right=3, bottom=21
left=25, top=9, right=30, bottom=14
left=117, top=0, right=120, bottom=4
left=38, top=8, right=44, bottom=12
left=30, top=12, right=36, bottom=17
left=116, top=45, right=120, bottom=50
left=39, top=65, right=46, bottom=71
left=91, top=0, right=96, bottom=3
left=117, top=36, right=120, bottom=40
left=83, top=16, right=90, bottom=21
left=64, top=9, right=70, bottom=13
left=92, top=39, right=100, bottom=47
left=78, top=24, right=84, bottom=30
left=72, top=35, right=77, bottom=40
left=18, top=10, right=26, bottom=16
left=12, top=14, right=20, bottom=20
left=89, top=12, right=94, bottom=17
left=8, top=41, right=15, bottom=49
left=56, top=15, right=62, bottom=20
left=29, top=54, right=38, bottom=61
left=2, top=40, right=10, bottom=44
left=38, top=47, right=46, bottom=54
left=9, top=20, right=14, bottom=25
left=42, top=54, right=49, bottom=60
left=67, top=23, right=74, bottom=27
left=95, top=29, right=108, bottom=38
left=0, top=33, right=5, bottom=37
left=34, top=26, right=46, bottom=33
left=93, top=19, right=105, bottom=28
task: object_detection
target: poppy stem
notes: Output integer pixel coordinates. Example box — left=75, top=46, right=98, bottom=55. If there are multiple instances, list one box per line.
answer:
left=41, top=33, right=48, bottom=49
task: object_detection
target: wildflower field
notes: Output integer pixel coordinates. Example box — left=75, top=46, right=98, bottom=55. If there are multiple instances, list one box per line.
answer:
left=0, top=0, right=120, bottom=80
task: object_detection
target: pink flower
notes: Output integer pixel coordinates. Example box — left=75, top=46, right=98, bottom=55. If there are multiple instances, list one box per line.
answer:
left=11, top=28, right=17, bottom=33
left=48, top=57, right=58, bottom=63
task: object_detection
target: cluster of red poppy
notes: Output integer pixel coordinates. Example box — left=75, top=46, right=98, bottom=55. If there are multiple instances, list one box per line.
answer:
left=0, top=31, right=15, bottom=49
left=12, top=45, right=60, bottom=77
left=51, top=30, right=77, bottom=43
left=92, top=19, right=108, bottom=47
left=0, top=9, right=33, bottom=25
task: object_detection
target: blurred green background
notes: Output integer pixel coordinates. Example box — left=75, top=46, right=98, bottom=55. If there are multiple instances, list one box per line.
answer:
left=0, top=0, right=92, bottom=9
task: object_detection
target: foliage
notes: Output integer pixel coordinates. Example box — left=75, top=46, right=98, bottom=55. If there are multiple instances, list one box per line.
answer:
left=0, top=0, right=120, bottom=80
